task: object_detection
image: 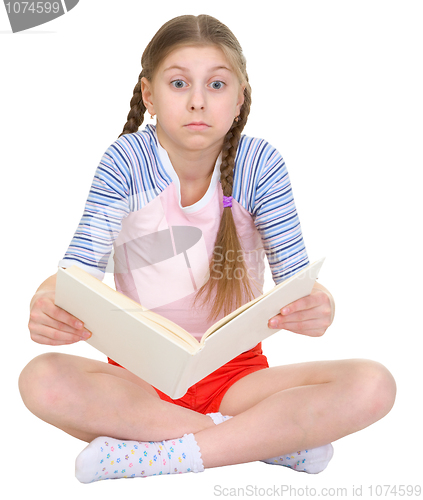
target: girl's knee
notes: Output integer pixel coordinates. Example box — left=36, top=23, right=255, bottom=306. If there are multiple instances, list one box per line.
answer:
left=18, top=352, right=69, bottom=414
left=349, top=359, right=396, bottom=425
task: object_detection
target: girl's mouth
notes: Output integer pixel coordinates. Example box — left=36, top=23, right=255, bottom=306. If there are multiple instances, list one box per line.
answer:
left=185, top=122, right=210, bottom=131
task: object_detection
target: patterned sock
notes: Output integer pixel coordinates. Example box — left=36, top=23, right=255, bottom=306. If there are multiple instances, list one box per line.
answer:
left=206, top=412, right=233, bottom=425
left=75, top=433, right=203, bottom=483
left=208, top=411, right=334, bottom=474
left=261, top=444, right=334, bottom=474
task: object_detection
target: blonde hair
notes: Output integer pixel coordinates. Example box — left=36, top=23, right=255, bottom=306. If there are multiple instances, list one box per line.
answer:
left=119, top=15, right=254, bottom=320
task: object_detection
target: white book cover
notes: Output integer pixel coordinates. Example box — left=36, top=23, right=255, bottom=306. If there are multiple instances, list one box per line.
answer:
left=55, top=258, right=324, bottom=398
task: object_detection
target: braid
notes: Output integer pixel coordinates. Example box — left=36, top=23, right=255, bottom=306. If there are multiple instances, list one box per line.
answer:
left=118, top=71, right=147, bottom=138
left=194, top=86, right=254, bottom=321
left=220, top=87, right=251, bottom=195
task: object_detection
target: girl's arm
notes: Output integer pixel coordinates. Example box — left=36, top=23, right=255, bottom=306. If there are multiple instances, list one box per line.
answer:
left=28, top=273, right=91, bottom=345
left=268, top=281, right=335, bottom=337
left=248, top=141, right=334, bottom=337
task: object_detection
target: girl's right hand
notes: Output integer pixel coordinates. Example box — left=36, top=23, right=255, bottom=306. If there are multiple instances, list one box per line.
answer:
left=28, top=274, right=91, bottom=345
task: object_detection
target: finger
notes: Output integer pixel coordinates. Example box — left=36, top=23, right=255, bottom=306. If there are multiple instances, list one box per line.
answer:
left=269, top=304, right=322, bottom=328
left=29, top=309, right=91, bottom=343
left=42, top=297, right=86, bottom=331
left=277, top=307, right=323, bottom=324
left=28, top=311, right=91, bottom=341
left=29, top=321, right=89, bottom=344
left=37, top=309, right=90, bottom=337
left=278, top=319, right=328, bottom=337
left=31, top=294, right=85, bottom=331
left=30, top=331, right=82, bottom=346
left=30, top=295, right=89, bottom=336
left=268, top=311, right=316, bottom=329
left=280, top=293, right=320, bottom=316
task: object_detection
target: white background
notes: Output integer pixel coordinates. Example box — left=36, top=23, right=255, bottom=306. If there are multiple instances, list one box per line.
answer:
left=1, top=1, right=422, bottom=498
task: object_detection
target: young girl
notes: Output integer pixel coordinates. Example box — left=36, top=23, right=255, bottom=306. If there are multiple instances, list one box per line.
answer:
left=19, top=14, right=396, bottom=483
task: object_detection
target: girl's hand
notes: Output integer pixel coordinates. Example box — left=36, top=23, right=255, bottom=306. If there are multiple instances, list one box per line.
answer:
left=267, top=282, right=335, bottom=337
left=28, top=275, right=91, bottom=345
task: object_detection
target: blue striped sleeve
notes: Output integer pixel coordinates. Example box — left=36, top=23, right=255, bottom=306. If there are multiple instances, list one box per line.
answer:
left=59, top=144, right=131, bottom=278
left=251, top=142, right=309, bottom=284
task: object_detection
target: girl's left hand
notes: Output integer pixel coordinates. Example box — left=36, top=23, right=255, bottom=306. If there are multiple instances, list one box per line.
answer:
left=267, top=283, right=335, bottom=337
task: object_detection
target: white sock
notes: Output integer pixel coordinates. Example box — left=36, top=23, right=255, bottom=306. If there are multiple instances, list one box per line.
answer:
left=206, top=412, right=233, bottom=425
left=261, top=444, right=334, bottom=474
left=75, top=433, right=203, bottom=483
left=208, top=411, right=334, bottom=474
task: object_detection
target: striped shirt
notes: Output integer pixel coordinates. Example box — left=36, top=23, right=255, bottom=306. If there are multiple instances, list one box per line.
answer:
left=60, top=125, right=309, bottom=338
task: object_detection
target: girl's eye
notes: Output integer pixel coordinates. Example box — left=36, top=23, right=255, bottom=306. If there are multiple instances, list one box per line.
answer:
left=171, top=80, right=187, bottom=89
left=209, top=81, right=225, bottom=90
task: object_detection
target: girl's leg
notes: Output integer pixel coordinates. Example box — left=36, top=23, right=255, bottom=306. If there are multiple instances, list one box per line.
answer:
left=195, top=358, right=396, bottom=468
left=20, top=354, right=395, bottom=480
left=18, top=352, right=215, bottom=443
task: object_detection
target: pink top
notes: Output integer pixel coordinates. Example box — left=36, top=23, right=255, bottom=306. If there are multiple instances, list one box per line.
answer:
left=112, top=137, right=265, bottom=340
left=60, top=125, right=309, bottom=341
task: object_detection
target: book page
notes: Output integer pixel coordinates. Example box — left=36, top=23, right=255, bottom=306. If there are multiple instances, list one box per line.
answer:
left=200, top=295, right=263, bottom=342
left=137, top=310, right=200, bottom=348
left=199, top=259, right=323, bottom=344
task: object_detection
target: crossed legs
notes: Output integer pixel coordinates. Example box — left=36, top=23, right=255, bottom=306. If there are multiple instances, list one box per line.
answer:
left=18, top=353, right=396, bottom=472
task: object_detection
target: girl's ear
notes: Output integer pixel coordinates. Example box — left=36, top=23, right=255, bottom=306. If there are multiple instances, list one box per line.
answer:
left=236, top=85, right=245, bottom=117
left=141, top=77, right=155, bottom=116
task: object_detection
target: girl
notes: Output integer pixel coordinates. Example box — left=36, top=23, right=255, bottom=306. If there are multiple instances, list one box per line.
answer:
left=19, top=15, right=396, bottom=483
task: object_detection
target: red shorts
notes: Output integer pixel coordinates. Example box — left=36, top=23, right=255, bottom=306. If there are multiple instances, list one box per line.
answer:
left=108, top=342, right=269, bottom=414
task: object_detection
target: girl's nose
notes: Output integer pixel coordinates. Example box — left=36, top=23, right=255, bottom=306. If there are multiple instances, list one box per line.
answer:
left=188, top=86, right=206, bottom=111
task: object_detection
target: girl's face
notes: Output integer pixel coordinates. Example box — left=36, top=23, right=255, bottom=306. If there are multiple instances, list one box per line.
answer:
left=141, top=45, right=245, bottom=157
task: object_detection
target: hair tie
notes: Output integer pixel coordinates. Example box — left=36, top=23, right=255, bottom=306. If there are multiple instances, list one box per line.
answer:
left=223, top=195, right=233, bottom=208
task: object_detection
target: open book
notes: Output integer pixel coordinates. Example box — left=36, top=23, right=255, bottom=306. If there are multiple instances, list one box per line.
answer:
left=55, top=258, right=324, bottom=398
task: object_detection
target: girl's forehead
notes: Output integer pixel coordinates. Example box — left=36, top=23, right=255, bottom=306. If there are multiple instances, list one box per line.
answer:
left=159, top=45, right=233, bottom=72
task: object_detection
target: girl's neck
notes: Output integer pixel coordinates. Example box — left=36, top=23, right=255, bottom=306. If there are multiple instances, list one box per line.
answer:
left=155, top=124, right=222, bottom=206
left=169, top=149, right=217, bottom=207
left=155, top=123, right=221, bottom=184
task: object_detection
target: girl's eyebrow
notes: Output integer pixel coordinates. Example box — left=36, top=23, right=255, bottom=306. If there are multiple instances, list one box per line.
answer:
left=163, top=65, right=233, bottom=73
